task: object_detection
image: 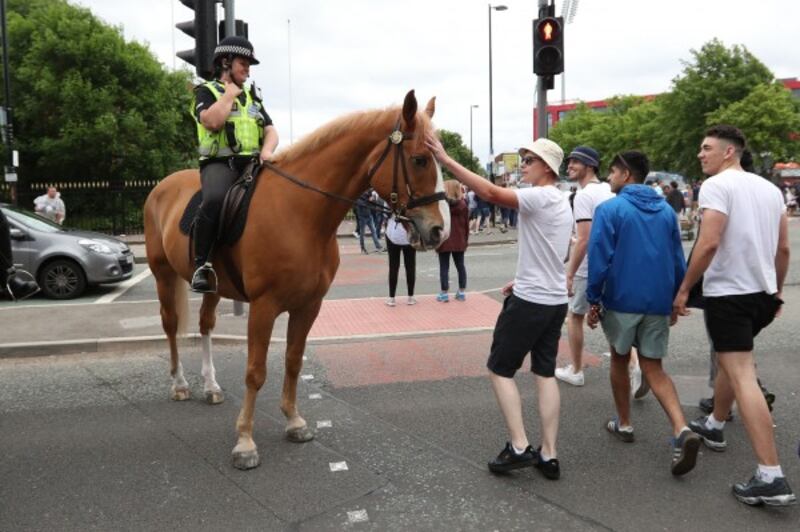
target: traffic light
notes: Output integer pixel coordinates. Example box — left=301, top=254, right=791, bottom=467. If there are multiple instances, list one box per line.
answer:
left=176, top=0, right=218, bottom=80
left=533, top=16, right=564, bottom=76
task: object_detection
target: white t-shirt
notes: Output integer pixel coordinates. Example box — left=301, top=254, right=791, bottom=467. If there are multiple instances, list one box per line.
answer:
left=572, top=181, right=615, bottom=278
left=652, top=184, right=665, bottom=197
left=513, top=186, right=574, bottom=305
left=700, top=169, right=784, bottom=296
left=384, top=216, right=409, bottom=245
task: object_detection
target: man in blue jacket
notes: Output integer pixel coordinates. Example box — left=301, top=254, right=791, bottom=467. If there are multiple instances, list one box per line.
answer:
left=586, top=150, right=701, bottom=476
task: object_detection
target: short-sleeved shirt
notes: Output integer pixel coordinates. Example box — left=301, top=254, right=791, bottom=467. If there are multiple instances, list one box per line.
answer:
left=194, top=83, right=272, bottom=126
left=513, top=186, right=574, bottom=305
left=699, top=169, right=784, bottom=296
left=572, top=181, right=615, bottom=278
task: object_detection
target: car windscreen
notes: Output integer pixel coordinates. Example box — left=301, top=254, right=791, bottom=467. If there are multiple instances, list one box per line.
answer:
left=2, top=205, right=63, bottom=233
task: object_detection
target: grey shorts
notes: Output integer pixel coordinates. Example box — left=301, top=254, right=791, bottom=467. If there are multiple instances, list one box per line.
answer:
left=569, top=276, right=589, bottom=315
left=601, top=310, right=670, bottom=359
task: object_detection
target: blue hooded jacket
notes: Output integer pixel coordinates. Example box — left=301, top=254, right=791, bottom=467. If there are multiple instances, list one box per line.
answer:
left=586, top=184, right=686, bottom=315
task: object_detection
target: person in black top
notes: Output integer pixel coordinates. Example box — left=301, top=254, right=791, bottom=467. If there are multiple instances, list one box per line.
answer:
left=190, top=36, right=279, bottom=293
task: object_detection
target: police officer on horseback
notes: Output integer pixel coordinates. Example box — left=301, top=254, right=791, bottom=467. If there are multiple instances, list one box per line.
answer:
left=190, top=35, right=278, bottom=293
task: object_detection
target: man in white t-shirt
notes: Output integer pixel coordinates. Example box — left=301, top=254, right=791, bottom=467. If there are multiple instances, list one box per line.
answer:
left=427, top=133, right=573, bottom=481
left=554, top=146, right=615, bottom=388
left=674, top=125, right=794, bottom=506
left=33, top=186, right=66, bottom=224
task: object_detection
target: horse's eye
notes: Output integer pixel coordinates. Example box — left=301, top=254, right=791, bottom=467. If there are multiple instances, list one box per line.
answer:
left=411, top=155, right=428, bottom=168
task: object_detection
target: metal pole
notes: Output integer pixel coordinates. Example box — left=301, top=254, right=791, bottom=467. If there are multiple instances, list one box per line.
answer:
left=288, top=19, right=294, bottom=143
left=1, top=0, right=16, bottom=203
left=535, top=0, right=549, bottom=139
left=488, top=4, right=494, bottom=165
left=223, top=0, right=235, bottom=38
left=470, top=106, right=474, bottom=155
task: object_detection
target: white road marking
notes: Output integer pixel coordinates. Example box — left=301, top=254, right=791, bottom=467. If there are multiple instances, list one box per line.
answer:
left=347, top=510, right=369, bottom=523
left=300, top=374, right=314, bottom=381
left=317, top=420, right=332, bottom=428
left=119, top=316, right=163, bottom=330
left=94, top=268, right=152, bottom=304
left=309, top=393, right=322, bottom=400
left=329, top=461, right=348, bottom=472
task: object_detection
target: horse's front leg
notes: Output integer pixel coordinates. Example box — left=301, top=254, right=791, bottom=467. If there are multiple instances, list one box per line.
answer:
left=281, top=299, right=323, bottom=443
left=199, top=293, right=224, bottom=404
left=232, top=297, right=279, bottom=470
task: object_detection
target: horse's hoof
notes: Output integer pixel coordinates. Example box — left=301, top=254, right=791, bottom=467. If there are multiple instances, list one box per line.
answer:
left=205, top=390, right=225, bottom=405
left=286, top=425, right=315, bottom=443
left=170, top=387, right=191, bottom=401
left=232, top=450, right=261, bottom=470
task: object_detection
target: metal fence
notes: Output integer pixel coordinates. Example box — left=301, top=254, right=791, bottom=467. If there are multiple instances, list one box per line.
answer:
left=0, top=179, right=160, bottom=236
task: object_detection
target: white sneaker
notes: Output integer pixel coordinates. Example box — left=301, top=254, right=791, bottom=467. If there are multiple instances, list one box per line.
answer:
left=385, top=297, right=396, bottom=307
left=406, top=296, right=417, bottom=305
left=555, top=364, right=585, bottom=386
left=630, top=365, right=642, bottom=399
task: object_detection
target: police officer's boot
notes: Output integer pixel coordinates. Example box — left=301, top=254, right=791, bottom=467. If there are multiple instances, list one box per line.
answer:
left=191, top=215, right=218, bottom=294
left=4, top=267, right=40, bottom=301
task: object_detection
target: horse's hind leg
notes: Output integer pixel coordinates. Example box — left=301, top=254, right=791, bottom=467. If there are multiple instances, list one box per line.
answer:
left=232, top=296, right=279, bottom=470
left=200, top=293, right=224, bottom=404
left=153, top=265, right=190, bottom=401
left=282, top=299, right=323, bottom=443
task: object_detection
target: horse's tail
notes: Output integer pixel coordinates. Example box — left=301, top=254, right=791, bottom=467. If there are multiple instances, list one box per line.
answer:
left=175, top=277, right=189, bottom=338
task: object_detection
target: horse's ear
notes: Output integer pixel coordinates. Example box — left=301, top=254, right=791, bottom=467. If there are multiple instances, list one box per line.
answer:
left=424, top=97, right=436, bottom=119
left=402, top=90, right=418, bottom=130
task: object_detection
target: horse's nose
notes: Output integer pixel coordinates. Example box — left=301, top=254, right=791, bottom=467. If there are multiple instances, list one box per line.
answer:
left=430, top=226, right=444, bottom=246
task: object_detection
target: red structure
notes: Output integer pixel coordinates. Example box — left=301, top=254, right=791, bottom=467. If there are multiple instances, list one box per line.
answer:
left=534, top=78, right=800, bottom=139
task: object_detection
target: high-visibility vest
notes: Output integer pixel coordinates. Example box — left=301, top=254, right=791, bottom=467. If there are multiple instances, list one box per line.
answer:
left=193, top=80, right=265, bottom=160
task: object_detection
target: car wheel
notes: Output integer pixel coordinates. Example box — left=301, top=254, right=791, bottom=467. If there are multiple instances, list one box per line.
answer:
left=39, top=259, right=87, bottom=299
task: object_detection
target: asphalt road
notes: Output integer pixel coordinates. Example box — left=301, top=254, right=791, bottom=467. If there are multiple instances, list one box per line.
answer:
left=1, top=230, right=800, bottom=530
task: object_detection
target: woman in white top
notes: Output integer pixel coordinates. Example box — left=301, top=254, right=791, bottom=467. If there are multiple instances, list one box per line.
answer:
left=384, top=215, right=417, bottom=306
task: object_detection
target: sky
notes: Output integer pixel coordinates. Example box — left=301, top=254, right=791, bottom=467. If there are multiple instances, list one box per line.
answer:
left=75, top=0, right=799, bottom=167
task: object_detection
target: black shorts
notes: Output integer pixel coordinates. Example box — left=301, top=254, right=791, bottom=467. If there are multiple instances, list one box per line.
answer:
left=487, top=294, right=568, bottom=378
left=704, top=292, right=782, bottom=352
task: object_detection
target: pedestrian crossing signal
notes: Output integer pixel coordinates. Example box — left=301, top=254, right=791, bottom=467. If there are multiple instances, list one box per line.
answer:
left=533, top=17, right=564, bottom=76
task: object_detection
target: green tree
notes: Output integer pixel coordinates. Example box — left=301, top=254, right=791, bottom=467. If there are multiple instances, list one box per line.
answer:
left=4, top=0, right=196, bottom=184
left=707, top=83, right=800, bottom=169
left=653, top=39, right=774, bottom=177
left=438, top=129, right=485, bottom=179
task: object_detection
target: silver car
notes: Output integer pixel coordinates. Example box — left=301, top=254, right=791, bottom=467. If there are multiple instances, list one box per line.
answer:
left=2, top=203, right=135, bottom=299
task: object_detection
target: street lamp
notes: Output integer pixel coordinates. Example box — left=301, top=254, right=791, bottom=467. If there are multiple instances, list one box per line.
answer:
left=488, top=4, right=507, bottom=176
left=469, top=104, right=479, bottom=156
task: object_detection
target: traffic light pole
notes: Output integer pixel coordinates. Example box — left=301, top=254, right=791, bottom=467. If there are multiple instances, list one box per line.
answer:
left=0, top=0, right=16, bottom=202
left=222, top=0, right=235, bottom=38
left=535, top=0, right=549, bottom=139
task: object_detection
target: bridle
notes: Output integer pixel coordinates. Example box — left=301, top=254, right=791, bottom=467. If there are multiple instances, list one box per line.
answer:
left=262, top=115, right=445, bottom=223
left=364, top=117, right=446, bottom=218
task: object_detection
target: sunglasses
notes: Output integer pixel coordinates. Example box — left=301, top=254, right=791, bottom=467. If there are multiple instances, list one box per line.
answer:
left=521, top=155, right=542, bottom=166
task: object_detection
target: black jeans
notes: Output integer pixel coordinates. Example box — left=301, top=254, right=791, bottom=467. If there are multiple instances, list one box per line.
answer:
left=386, top=238, right=416, bottom=297
left=438, top=251, right=466, bottom=291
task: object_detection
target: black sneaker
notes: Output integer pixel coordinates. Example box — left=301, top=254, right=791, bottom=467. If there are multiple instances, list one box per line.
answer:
left=487, top=442, right=536, bottom=473
left=698, top=396, right=733, bottom=421
left=733, top=475, right=797, bottom=506
left=688, top=416, right=727, bottom=452
left=671, top=429, right=701, bottom=476
left=534, top=446, right=560, bottom=480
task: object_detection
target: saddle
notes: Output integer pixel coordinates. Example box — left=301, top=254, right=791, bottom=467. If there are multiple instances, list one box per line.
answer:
left=179, top=160, right=261, bottom=246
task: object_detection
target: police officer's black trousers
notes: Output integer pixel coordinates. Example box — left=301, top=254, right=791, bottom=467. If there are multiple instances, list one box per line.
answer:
left=0, top=209, right=12, bottom=284
left=194, top=161, right=240, bottom=267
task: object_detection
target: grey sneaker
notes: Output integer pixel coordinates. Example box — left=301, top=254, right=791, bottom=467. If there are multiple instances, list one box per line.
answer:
left=688, top=416, right=727, bottom=451
left=606, top=417, right=634, bottom=443
left=671, top=429, right=701, bottom=476
left=733, top=475, right=797, bottom=506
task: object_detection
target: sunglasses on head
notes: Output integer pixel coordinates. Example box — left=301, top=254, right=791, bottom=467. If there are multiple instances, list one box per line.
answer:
left=521, top=155, right=541, bottom=166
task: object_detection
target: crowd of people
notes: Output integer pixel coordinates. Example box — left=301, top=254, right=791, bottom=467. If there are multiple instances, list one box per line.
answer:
left=422, top=124, right=794, bottom=507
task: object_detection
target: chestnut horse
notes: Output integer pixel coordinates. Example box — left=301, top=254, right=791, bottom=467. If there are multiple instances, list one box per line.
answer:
left=144, top=90, right=449, bottom=469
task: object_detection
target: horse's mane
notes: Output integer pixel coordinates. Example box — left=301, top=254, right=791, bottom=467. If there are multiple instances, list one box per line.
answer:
left=274, top=105, right=432, bottom=166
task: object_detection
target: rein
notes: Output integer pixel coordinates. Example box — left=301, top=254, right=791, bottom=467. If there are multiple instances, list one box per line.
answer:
left=261, top=116, right=446, bottom=222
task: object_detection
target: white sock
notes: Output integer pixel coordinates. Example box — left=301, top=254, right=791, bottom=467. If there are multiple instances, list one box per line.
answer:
left=706, top=414, right=725, bottom=430
left=512, top=444, right=527, bottom=455
left=757, top=464, right=783, bottom=483
left=540, top=450, right=555, bottom=461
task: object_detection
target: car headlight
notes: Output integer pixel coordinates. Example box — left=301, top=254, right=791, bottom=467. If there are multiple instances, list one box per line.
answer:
left=78, top=239, right=114, bottom=254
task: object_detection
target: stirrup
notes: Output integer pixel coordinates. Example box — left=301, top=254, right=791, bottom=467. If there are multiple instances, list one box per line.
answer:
left=191, top=263, right=218, bottom=294
left=6, top=269, right=40, bottom=302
